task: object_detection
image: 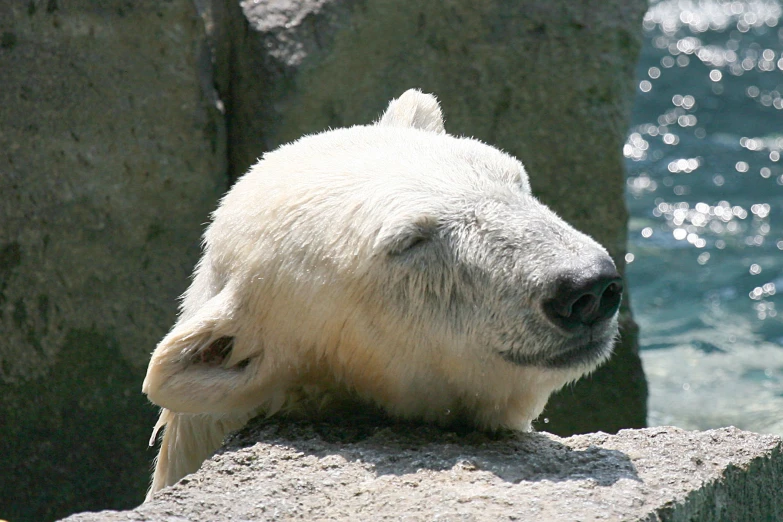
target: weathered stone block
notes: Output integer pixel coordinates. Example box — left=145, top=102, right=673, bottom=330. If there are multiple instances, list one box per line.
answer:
left=60, top=421, right=783, bottom=521
left=0, top=1, right=226, bottom=519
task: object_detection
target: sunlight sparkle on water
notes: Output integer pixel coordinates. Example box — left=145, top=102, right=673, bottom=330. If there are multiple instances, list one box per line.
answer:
left=626, top=0, right=783, bottom=435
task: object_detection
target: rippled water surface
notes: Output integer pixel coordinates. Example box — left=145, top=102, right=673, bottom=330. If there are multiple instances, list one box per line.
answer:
left=626, top=0, right=783, bottom=434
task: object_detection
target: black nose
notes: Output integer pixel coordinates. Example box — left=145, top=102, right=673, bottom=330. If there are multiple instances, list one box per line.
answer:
left=542, top=258, right=623, bottom=331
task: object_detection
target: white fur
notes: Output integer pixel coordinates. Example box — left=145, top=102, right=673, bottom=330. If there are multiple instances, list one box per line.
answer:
left=142, top=89, right=618, bottom=499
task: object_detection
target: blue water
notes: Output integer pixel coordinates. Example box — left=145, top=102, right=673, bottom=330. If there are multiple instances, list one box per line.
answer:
left=626, top=0, right=783, bottom=434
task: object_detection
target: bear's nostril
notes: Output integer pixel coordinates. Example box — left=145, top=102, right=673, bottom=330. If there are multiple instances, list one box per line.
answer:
left=543, top=260, right=623, bottom=332
left=600, top=281, right=623, bottom=315
left=571, top=293, right=599, bottom=321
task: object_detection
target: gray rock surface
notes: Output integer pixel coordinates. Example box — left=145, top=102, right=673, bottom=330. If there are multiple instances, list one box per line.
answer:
left=207, top=0, right=649, bottom=435
left=0, top=1, right=226, bottom=520
left=61, top=421, right=783, bottom=521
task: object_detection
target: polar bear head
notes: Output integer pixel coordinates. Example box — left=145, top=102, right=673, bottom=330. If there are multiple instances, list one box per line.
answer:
left=143, top=89, right=622, bottom=431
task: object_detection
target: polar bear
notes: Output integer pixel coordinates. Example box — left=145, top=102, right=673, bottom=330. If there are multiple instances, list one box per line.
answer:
left=142, top=89, right=623, bottom=499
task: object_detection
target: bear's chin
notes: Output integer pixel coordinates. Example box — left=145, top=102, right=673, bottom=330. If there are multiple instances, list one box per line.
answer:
left=499, top=327, right=617, bottom=370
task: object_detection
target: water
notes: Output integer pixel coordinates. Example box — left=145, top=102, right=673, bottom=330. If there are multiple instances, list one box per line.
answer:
left=625, top=0, right=783, bottom=435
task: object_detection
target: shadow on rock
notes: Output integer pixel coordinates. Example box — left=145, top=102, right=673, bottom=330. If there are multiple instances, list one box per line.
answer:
left=222, top=409, right=639, bottom=487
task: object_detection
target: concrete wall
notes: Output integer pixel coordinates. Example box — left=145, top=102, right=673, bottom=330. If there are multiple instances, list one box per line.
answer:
left=0, top=1, right=226, bottom=519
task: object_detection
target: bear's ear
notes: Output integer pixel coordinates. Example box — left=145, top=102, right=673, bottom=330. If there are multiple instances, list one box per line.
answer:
left=377, top=89, right=445, bottom=134
left=374, top=214, right=440, bottom=256
left=142, top=289, right=253, bottom=414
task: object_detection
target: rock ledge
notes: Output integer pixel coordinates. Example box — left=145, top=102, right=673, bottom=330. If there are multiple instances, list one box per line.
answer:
left=62, top=420, right=782, bottom=521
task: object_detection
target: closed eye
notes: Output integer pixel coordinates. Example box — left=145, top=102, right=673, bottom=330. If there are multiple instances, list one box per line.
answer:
left=398, top=234, right=427, bottom=253
left=377, top=214, right=439, bottom=257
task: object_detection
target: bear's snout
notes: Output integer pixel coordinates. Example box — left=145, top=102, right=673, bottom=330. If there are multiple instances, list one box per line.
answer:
left=542, top=256, right=623, bottom=332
